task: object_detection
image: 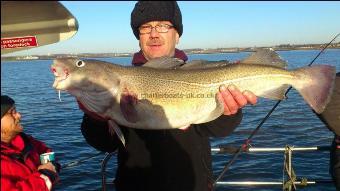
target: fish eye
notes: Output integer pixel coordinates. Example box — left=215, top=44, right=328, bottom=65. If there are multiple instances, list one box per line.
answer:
left=76, top=60, right=85, bottom=67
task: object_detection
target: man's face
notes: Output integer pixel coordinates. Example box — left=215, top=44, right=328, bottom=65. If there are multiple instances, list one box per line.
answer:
left=139, top=21, right=179, bottom=60
left=1, top=106, right=23, bottom=141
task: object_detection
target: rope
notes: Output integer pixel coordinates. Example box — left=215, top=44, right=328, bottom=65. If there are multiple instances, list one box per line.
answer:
left=101, top=152, right=116, bottom=191
left=61, top=151, right=105, bottom=169
left=283, top=146, right=296, bottom=191
left=213, top=33, right=340, bottom=187
left=300, top=178, right=308, bottom=187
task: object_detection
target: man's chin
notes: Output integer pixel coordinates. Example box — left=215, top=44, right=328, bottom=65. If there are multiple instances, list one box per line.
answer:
left=148, top=52, right=168, bottom=60
left=146, top=48, right=166, bottom=57
left=16, top=124, right=24, bottom=132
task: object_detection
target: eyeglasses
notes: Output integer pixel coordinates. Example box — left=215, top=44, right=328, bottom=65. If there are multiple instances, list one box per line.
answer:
left=139, top=24, right=174, bottom=34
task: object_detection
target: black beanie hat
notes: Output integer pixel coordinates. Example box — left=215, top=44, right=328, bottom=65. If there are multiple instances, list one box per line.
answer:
left=131, top=1, right=183, bottom=40
left=1, top=95, right=15, bottom=118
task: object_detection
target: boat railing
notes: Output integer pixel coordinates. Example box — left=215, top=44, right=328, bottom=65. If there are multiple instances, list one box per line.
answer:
left=100, top=145, right=333, bottom=191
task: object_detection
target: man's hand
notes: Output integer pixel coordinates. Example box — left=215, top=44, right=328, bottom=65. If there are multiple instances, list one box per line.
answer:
left=217, top=84, right=257, bottom=115
left=38, top=162, right=60, bottom=186
left=38, top=162, right=57, bottom=174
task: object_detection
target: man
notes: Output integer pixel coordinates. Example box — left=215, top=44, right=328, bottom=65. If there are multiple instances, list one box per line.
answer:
left=81, top=2, right=257, bottom=191
left=315, top=72, right=340, bottom=190
left=1, top=95, right=60, bottom=191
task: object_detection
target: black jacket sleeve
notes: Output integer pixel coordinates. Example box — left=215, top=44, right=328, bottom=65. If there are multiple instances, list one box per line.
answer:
left=193, top=109, right=243, bottom=137
left=81, top=114, right=119, bottom=152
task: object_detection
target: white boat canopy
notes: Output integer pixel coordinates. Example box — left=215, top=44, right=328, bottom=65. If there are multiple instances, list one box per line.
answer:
left=1, top=1, right=78, bottom=55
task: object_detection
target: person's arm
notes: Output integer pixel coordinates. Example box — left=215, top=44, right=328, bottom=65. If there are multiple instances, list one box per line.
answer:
left=81, top=114, right=119, bottom=152
left=38, top=162, right=59, bottom=189
left=24, top=134, right=61, bottom=173
left=1, top=172, right=52, bottom=191
left=1, top=160, right=54, bottom=191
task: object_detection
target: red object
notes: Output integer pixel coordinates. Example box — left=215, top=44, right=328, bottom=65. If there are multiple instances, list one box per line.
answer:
left=1, top=36, right=38, bottom=49
left=1, top=133, right=52, bottom=191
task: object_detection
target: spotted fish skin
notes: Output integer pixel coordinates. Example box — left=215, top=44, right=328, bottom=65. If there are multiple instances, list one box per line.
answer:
left=51, top=53, right=335, bottom=130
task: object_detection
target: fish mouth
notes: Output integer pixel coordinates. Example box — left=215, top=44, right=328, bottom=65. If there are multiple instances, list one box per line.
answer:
left=51, top=66, right=69, bottom=90
left=53, top=75, right=68, bottom=89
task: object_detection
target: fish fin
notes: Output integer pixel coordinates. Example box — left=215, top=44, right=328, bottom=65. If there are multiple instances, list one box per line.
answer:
left=259, top=85, right=290, bottom=100
left=292, top=65, right=336, bottom=114
left=120, top=90, right=139, bottom=123
left=240, top=48, right=287, bottom=68
left=108, top=120, right=126, bottom=147
left=77, top=99, right=109, bottom=121
left=75, top=88, right=117, bottom=119
left=180, top=60, right=229, bottom=69
left=143, top=57, right=184, bottom=69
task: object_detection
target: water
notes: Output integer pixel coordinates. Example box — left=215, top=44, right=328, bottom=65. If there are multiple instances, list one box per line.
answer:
left=1, top=49, right=339, bottom=191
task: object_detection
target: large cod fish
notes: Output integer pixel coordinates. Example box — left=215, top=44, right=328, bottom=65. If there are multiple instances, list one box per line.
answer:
left=51, top=49, right=335, bottom=144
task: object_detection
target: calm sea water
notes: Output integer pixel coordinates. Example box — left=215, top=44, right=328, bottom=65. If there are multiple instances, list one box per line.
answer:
left=1, top=49, right=339, bottom=191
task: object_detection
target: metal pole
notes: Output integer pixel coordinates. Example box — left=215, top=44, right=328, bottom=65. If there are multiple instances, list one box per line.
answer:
left=100, top=147, right=334, bottom=189
left=212, top=146, right=330, bottom=153
left=215, top=180, right=318, bottom=186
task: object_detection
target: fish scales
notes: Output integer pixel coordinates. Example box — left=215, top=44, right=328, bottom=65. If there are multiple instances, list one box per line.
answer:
left=123, top=64, right=295, bottom=103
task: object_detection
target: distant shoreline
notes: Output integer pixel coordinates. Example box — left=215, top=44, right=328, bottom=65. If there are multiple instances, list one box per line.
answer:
left=2, top=43, right=339, bottom=61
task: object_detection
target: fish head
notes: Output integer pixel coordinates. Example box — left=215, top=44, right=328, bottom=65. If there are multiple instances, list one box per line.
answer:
left=51, top=58, right=119, bottom=92
left=51, top=58, right=122, bottom=118
left=51, top=58, right=87, bottom=90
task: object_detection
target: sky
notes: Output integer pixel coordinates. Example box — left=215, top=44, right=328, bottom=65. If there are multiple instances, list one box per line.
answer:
left=6, top=1, right=340, bottom=56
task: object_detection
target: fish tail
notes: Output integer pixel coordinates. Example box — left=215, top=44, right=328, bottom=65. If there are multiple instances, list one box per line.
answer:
left=292, top=65, right=335, bottom=113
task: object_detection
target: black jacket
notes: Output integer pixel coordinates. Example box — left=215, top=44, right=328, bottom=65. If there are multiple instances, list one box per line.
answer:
left=80, top=51, right=243, bottom=191
left=316, top=72, right=340, bottom=190
left=81, top=112, right=241, bottom=191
